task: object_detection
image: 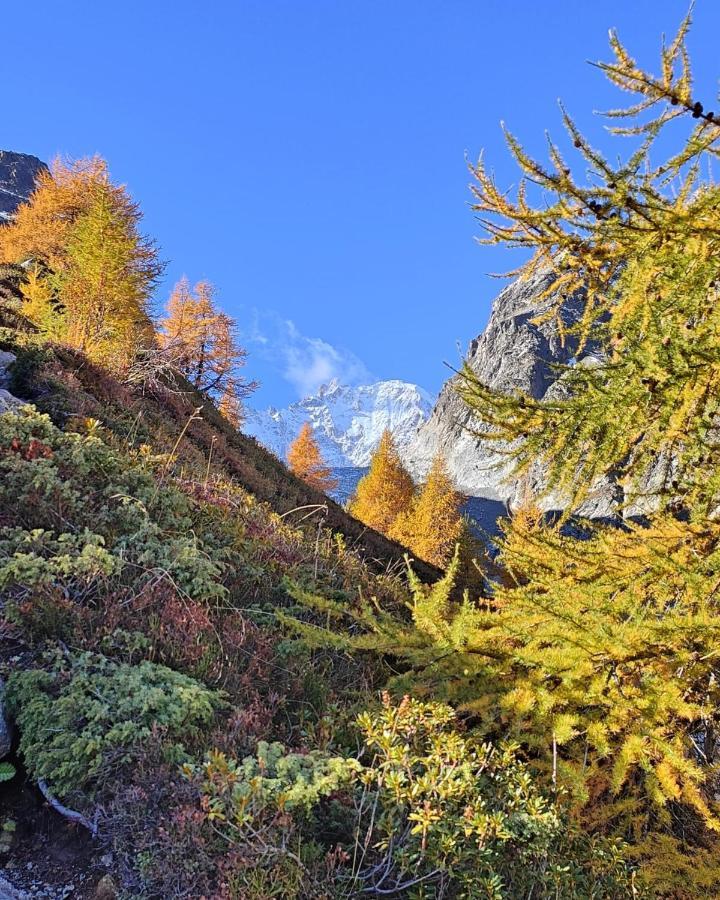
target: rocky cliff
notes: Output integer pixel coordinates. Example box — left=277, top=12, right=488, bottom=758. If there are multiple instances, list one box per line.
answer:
left=0, top=150, right=47, bottom=220
left=405, top=270, right=587, bottom=507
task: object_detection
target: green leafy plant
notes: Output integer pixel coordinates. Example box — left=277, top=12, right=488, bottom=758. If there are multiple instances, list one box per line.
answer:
left=350, top=696, right=634, bottom=899
left=6, top=650, right=222, bottom=799
left=187, top=741, right=359, bottom=835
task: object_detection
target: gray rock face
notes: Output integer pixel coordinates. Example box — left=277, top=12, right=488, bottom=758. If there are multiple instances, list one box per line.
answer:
left=0, top=150, right=47, bottom=221
left=406, top=270, right=584, bottom=503
left=0, top=351, right=24, bottom=414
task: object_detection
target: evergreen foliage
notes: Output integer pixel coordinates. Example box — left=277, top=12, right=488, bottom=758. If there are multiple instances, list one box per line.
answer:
left=390, top=452, right=465, bottom=566
left=287, top=16, right=720, bottom=893
left=7, top=650, right=220, bottom=799
left=349, top=429, right=414, bottom=533
left=0, top=405, right=226, bottom=610
left=286, top=422, right=338, bottom=492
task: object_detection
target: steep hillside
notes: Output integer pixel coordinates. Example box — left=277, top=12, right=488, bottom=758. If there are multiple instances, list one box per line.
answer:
left=0, top=314, right=444, bottom=897
left=0, top=327, right=440, bottom=585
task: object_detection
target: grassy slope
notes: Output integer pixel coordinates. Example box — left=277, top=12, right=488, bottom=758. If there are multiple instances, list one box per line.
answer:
left=1, top=327, right=440, bottom=585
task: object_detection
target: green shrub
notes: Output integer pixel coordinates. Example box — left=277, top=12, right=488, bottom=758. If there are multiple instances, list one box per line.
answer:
left=0, top=406, right=226, bottom=612
left=350, top=696, right=636, bottom=899
left=6, top=650, right=222, bottom=799
left=188, top=741, right=359, bottom=832
left=189, top=698, right=635, bottom=898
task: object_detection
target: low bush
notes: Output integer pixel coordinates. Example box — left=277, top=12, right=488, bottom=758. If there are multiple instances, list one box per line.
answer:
left=6, top=650, right=222, bottom=799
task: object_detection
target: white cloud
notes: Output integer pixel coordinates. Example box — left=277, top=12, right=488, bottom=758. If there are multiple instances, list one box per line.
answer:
left=241, top=310, right=373, bottom=398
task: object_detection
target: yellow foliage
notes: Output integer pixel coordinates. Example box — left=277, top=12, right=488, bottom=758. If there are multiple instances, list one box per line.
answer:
left=349, top=430, right=414, bottom=534
left=0, top=156, right=161, bottom=369
left=20, top=264, right=64, bottom=339
left=0, top=157, right=106, bottom=270
left=389, top=453, right=464, bottom=567
left=160, top=278, right=255, bottom=413
left=286, top=423, right=337, bottom=493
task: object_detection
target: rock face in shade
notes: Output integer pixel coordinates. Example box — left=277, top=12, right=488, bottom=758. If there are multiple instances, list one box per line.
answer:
left=0, top=150, right=47, bottom=220
left=404, top=270, right=588, bottom=508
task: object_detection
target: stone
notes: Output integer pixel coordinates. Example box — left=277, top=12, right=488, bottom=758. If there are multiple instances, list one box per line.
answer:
left=0, top=352, right=25, bottom=415
left=0, top=151, right=47, bottom=221
left=0, top=350, right=16, bottom=387
left=93, top=875, right=118, bottom=900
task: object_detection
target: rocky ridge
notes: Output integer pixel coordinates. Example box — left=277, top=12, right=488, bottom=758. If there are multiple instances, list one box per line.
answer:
left=404, top=270, right=596, bottom=510
left=245, top=378, right=432, bottom=467
left=0, top=151, right=46, bottom=221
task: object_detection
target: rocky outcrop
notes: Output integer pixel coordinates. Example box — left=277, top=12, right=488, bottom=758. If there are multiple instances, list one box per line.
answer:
left=0, top=150, right=47, bottom=221
left=0, top=351, right=24, bottom=414
left=405, top=270, right=584, bottom=504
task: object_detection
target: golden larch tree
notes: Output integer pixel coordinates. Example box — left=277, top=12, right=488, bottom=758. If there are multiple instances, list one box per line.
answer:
left=287, top=423, right=338, bottom=492
left=20, top=263, right=64, bottom=339
left=0, top=156, right=162, bottom=368
left=161, top=278, right=256, bottom=413
left=349, top=429, right=414, bottom=533
left=0, top=157, right=106, bottom=270
left=59, top=181, right=160, bottom=365
left=390, top=453, right=464, bottom=567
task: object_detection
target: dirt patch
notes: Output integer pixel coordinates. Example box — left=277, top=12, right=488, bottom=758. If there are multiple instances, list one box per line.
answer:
left=0, top=764, right=113, bottom=899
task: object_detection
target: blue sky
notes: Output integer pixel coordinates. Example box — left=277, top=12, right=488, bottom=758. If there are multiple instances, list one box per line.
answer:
left=2, top=1, right=717, bottom=407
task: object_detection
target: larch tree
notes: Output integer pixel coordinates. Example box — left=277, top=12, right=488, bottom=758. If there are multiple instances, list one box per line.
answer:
left=0, top=157, right=106, bottom=271
left=349, top=430, right=414, bottom=534
left=0, top=156, right=162, bottom=368
left=161, top=278, right=256, bottom=414
left=287, top=423, right=338, bottom=493
left=20, top=263, right=64, bottom=339
left=288, top=16, right=720, bottom=893
left=58, top=181, right=160, bottom=365
left=390, top=453, right=464, bottom=567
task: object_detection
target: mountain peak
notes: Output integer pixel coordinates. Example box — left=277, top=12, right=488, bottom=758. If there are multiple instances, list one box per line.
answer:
left=0, top=150, right=48, bottom=220
left=244, top=379, right=433, bottom=466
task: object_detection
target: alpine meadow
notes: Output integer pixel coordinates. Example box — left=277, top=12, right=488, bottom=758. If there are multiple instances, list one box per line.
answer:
left=2, top=7, right=720, bottom=899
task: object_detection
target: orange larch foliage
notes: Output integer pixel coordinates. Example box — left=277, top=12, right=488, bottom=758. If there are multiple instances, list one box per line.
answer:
left=287, top=423, right=338, bottom=493
left=349, top=429, right=414, bottom=534
left=0, top=156, right=162, bottom=368
left=390, top=452, right=464, bottom=567
left=0, top=157, right=106, bottom=270
left=161, top=278, right=256, bottom=412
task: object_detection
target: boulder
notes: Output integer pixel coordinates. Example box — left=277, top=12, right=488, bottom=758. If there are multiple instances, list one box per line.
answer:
left=0, top=351, right=24, bottom=414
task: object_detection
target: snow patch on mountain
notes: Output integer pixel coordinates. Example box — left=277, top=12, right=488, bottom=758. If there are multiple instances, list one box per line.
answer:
left=244, top=379, right=433, bottom=467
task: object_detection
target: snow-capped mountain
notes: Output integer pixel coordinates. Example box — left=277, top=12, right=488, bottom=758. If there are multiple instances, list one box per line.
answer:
left=244, top=379, right=433, bottom=467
